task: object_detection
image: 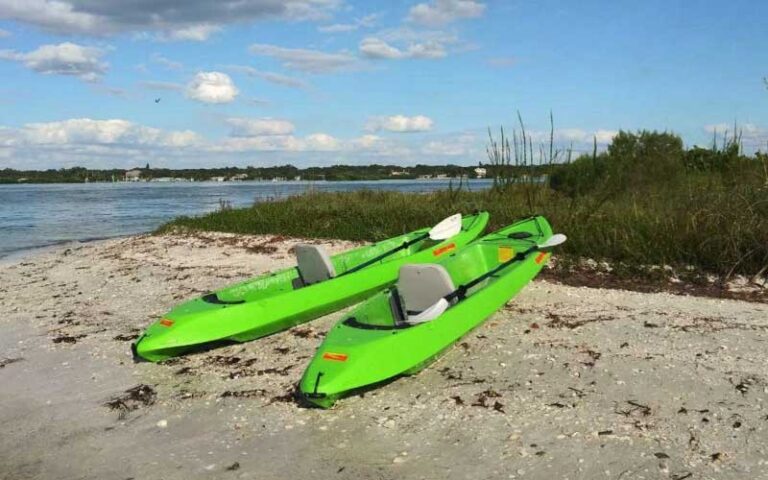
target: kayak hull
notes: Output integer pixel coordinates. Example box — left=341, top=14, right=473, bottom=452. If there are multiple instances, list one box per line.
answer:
left=298, top=215, right=555, bottom=408
left=134, top=213, right=489, bottom=362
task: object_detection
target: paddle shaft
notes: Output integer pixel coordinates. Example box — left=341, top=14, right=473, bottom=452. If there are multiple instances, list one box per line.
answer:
left=444, top=244, right=542, bottom=303
left=340, top=232, right=429, bottom=276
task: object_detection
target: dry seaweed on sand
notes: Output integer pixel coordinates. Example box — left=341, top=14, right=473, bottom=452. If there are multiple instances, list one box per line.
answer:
left=104, top=384, right=157, bottom=414
left=52, top=333, right=87, bottom=344
left=0, top=357, right=23, bottom=368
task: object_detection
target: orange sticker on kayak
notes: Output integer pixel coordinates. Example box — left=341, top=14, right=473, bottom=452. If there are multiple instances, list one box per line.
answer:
left=322, top=352, right=348, bottom=362
left=498, top=246, right=514, bottom=262
left=433, top=243, right=456, bottom=256
left=535, top=252, right=549, bottom=264
left=159, top=318, right=174, bottom=327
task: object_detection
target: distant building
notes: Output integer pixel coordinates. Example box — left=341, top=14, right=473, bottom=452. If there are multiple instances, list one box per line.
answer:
left=434, top=174, right=448, bottom=179
left=390, top=170, right=408, bottom=176
left=210, top=176, right=226, bottom=182
left=229, top=173, right=248, bottom=181
left=125, top=169, right=142, bottom=181
left=294, top=175, right=302, bottom=181
left=474, top=167, right=487, bottom=178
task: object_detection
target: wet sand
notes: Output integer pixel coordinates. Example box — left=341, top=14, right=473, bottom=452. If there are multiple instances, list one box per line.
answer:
left=1, top=233, right=767, bottom=480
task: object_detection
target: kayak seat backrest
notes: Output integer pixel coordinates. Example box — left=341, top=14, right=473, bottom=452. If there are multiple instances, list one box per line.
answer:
left=295, top=244, right=336, bottom=285
left=397, top=264, right=455, bottom=316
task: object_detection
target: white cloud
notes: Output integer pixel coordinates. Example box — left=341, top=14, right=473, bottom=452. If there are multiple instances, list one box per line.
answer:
left=352, top=134, right=383, bottom=149
left=0, top=126, right=18, bottom=147
left=407, top=0, right=485, bottom=27
left=226, top=65, right=308, bottom=89
left=593, top=129, right=619, bottom=145
left=218, top=131, right=415, bottom=156
left=0, top=117, right=207, bottom=168
left=21, top=118, right=201, bottom=147
left=366, top=115, right=434, bottom=133
left=359, top=28, right=454, bottom=60
left=213, top=135, right=303, bottom=153
left=186, top=71, right=239, bottom=104
left=150, top=53, right=183, bottom=71
left=163, top=24, right=222, bottom=42
left=214, top=133, right=343, bottom=153
left=421, top=141, right=466, bottom=156
left=0, top=112, right=444, bottom=169
left=348, top=134, right=413, bottom=157
left=305, top=132, right=340, bottom=151
left=359, top=38, right=404, bottom=59
left=248, top=43, right=360, bottom=74
left=0, top=42, right=107, bottom=81
left=317, top=24, right=356, bottom=33
left=227, top=118, right=295, bottom=137
left=141, top=80, right=184, bottom=91
left=404, top=40, right=446, bottom=59
left=376, top=27, right=457, bottom=44
left=0, top=0, right=99, bottom=35
left=92, top=84, right=127, bottom=97
left=704, top=122, right=768, bottom=150
left=217, top=117, right=340, bottom=153
left=0, top=0, right=340, bottom=37
left=0, top=28, right=10, bottom=38
left=0, top=115, right=488, bottom=167
left=519, top=128, right=618, bottom=146
left=318, top=13, right=378, bottom=33
left=418, top=132, right=480, bottom=156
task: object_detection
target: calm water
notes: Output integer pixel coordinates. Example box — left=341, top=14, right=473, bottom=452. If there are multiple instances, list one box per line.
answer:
left=0, top=180, right=493, bottom=258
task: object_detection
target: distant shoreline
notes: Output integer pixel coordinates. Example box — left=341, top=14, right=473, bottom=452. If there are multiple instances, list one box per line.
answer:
left=0, top=178, right=493, bottom=186
left=0, top=164, right=507, bottom=185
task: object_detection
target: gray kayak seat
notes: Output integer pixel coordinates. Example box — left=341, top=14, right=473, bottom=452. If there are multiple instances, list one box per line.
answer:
left=295, top=244, right=336, bottom=286
left=397, top=264, right=455, bottom=323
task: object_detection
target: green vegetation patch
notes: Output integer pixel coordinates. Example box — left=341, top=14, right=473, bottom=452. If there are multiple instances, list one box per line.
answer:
left=160, top=130, right=768, bottom=279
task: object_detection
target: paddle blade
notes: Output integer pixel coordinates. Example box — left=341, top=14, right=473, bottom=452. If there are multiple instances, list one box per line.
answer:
left=407, top=298, right=450, bottom=324
left=428, top=213, right=462, bottom=241
left=538, top=233, right=567, bottom=250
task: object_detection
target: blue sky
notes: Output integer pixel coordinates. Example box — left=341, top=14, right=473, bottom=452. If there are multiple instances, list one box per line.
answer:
left=0, top=0, right=766, bottom=169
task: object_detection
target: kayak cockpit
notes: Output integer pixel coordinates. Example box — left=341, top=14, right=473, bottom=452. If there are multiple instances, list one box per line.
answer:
left=202, top=213, right=483, bottom=303
left=342, top=241, right=534, bottom=330
left=395, top=264, right=456, bottom=323
left=201, top=293, right=245, bottom=305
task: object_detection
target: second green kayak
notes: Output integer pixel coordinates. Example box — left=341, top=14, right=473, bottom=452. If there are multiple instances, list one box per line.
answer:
left=298, top=215, right=565, bottom=408
left=133, top=212, right=489, bottom=362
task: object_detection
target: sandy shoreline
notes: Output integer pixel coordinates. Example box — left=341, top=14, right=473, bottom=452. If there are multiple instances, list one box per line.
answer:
left=2, top=232, right=768, bottom=480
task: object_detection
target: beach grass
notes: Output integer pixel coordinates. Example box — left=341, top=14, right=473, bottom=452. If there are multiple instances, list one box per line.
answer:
left=158, top=177, right=768, bottom=278
left=158, top=126, right=768, bottom=280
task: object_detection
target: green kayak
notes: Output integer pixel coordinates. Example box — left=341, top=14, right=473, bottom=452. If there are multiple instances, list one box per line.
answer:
left=298, top=215, right=565, bottom=408
left=133, top=212, right=489, bottom=362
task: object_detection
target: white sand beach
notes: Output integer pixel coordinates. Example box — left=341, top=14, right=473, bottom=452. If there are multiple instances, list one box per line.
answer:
left=1, top=233, right=767, bottom=480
